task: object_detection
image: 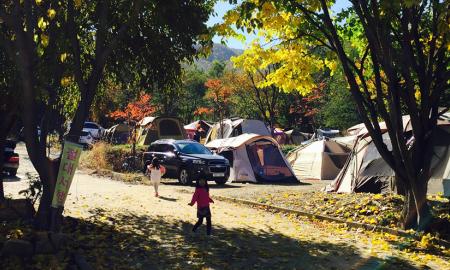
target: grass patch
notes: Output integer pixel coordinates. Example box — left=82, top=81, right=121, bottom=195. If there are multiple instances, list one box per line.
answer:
left=80, top=142, right=143, bottom=173
left=280, top=144, right=298, bottom=155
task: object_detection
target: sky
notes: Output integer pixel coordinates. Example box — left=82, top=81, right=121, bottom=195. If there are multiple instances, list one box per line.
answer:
left=207, top=0, right=351, bottom=50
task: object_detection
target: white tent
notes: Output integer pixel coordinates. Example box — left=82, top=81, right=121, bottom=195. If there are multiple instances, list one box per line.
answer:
left=286, top=140, right=350, bottom=180
left=205, top=119, right=271, bottom=144
left=206, top=134, right=298, bottom=183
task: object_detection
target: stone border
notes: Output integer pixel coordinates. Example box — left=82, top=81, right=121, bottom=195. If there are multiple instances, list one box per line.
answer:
left=213, top=195, right=450, bottom=249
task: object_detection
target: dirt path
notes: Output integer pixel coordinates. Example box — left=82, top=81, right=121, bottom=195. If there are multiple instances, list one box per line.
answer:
left=4, top=144, right=449, bottom=269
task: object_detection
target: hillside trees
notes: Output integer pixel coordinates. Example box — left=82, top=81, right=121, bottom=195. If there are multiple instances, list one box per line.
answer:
left=221, top=0, right=450, bottom=229
left=0, top=0, right=214, bottom=229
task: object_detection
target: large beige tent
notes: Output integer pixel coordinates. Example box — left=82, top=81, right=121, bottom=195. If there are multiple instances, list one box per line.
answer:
left=327, top=125, right=450, bottom=194
left=206, top=133, right=298, bottom=183
left=205, top=118, right=270, bottom=144
left=286, top=140, right=350, bottom=180
left=136, top=116, right=186, bottom=146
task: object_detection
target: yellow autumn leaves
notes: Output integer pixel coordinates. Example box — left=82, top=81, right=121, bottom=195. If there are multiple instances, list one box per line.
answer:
left=220, top=1, right=336, bottom=95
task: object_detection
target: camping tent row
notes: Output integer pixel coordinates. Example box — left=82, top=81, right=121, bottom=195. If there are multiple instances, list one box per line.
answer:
left=131, top=117, right=275, bottom=146
left=206, top=133, right=298, bottom=183
left=205, top=118, right=313, bottom=145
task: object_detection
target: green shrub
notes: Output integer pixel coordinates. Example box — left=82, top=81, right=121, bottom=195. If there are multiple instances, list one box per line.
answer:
left=280, top=144, right=298, bottom=155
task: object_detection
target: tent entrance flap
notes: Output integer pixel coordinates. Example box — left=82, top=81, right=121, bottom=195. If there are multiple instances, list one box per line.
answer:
left=245, top=140, right=294, bottom=182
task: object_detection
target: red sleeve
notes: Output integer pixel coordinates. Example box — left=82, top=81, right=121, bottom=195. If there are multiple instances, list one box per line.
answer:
left=208, top=192, right=214, bottom=203
left=190, top=189, right=199, bottom=205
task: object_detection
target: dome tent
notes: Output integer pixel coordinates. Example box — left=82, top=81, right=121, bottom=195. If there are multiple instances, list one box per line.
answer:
left=205, top=118, right=271, bottom=145
left=286, top=140, right=350, bottom=180
left=206, top=133, right=298, bottom=183
left=136, top=116, right=186, bottom=146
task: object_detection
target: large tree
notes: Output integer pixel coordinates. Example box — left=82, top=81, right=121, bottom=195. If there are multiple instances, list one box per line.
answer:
left=0, top=0, right=214, bottom=229
left=221, top=0, right=449, bottom=229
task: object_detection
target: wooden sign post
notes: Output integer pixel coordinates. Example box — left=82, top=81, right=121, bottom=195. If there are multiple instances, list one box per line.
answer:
left=50, top=141, right=83, bottom=231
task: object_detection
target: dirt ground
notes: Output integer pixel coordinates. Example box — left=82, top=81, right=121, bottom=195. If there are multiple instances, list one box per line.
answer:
left=3, top=143, right=449, bottom=269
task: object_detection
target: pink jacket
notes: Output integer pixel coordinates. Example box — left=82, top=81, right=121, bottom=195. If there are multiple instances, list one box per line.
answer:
left=190, top=188, right=214, bottom=208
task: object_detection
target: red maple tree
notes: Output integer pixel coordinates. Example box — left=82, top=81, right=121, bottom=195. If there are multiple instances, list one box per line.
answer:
left=204, top=79, right=233, bottom=121
left=109, top=93, right=155, bottom=122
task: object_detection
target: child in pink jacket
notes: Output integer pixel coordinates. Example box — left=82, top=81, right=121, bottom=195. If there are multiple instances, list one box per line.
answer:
left=188, top=179, right=214, bottom=235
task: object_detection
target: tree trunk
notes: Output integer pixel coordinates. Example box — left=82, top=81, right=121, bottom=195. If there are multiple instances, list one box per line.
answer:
left=0, top=136, right=6, bottom=202
left=401, top=189, right=417, bottom=230
left=34, top=159, right=59, bottom=230
left=412, top=181, right=432, bottom=231
left=401, top=181, right=432, bottom=230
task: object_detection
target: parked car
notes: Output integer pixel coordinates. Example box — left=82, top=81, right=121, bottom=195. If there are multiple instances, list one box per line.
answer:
left=79, top=131, right=94, bottom=148
left=143, top=139, right=230, bottom=185
left=82, top=122, right=104, bottom=139
left=2, top=140, right=19, bottom=176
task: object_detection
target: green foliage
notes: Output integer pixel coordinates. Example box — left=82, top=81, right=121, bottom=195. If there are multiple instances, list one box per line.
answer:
left=317, top=69, right=360, bottom=131
left=280, top=144, right=297, bottom=155
left=208, top=60, right=227, bottom=78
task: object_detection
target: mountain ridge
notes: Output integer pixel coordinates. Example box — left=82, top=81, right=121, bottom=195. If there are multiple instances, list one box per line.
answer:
left=194, top=43, right=243, bottom=71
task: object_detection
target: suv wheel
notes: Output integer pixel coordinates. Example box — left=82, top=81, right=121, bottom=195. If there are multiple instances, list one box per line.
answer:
left=215, top=179, right=227, bottom=185
left=178, top=168, right=192, bottom=185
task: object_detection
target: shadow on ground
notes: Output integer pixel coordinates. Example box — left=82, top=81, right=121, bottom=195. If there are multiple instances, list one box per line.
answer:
left=51, top=208, right=421, bottom=270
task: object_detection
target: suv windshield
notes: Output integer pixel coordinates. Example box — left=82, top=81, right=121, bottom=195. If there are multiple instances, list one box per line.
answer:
left=177, top=142, right=211, bottom=155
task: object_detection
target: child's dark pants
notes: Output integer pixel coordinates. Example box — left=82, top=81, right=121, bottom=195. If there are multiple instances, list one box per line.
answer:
left=193, top=216, right=212, bottom=235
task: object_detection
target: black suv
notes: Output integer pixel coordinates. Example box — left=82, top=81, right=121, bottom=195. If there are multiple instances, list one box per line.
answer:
left=143, top=140, right=230, bottom=185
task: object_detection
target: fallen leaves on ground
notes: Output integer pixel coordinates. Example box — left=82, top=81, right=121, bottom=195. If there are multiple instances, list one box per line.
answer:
left=226, top=190, right=450, bottom=242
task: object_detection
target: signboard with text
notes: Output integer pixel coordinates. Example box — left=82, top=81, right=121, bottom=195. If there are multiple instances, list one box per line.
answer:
left=51, top=141, right=83, bottom=208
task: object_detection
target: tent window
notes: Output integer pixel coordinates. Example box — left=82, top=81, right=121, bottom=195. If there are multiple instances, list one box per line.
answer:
left=159, top=119, right=181, bottom=136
